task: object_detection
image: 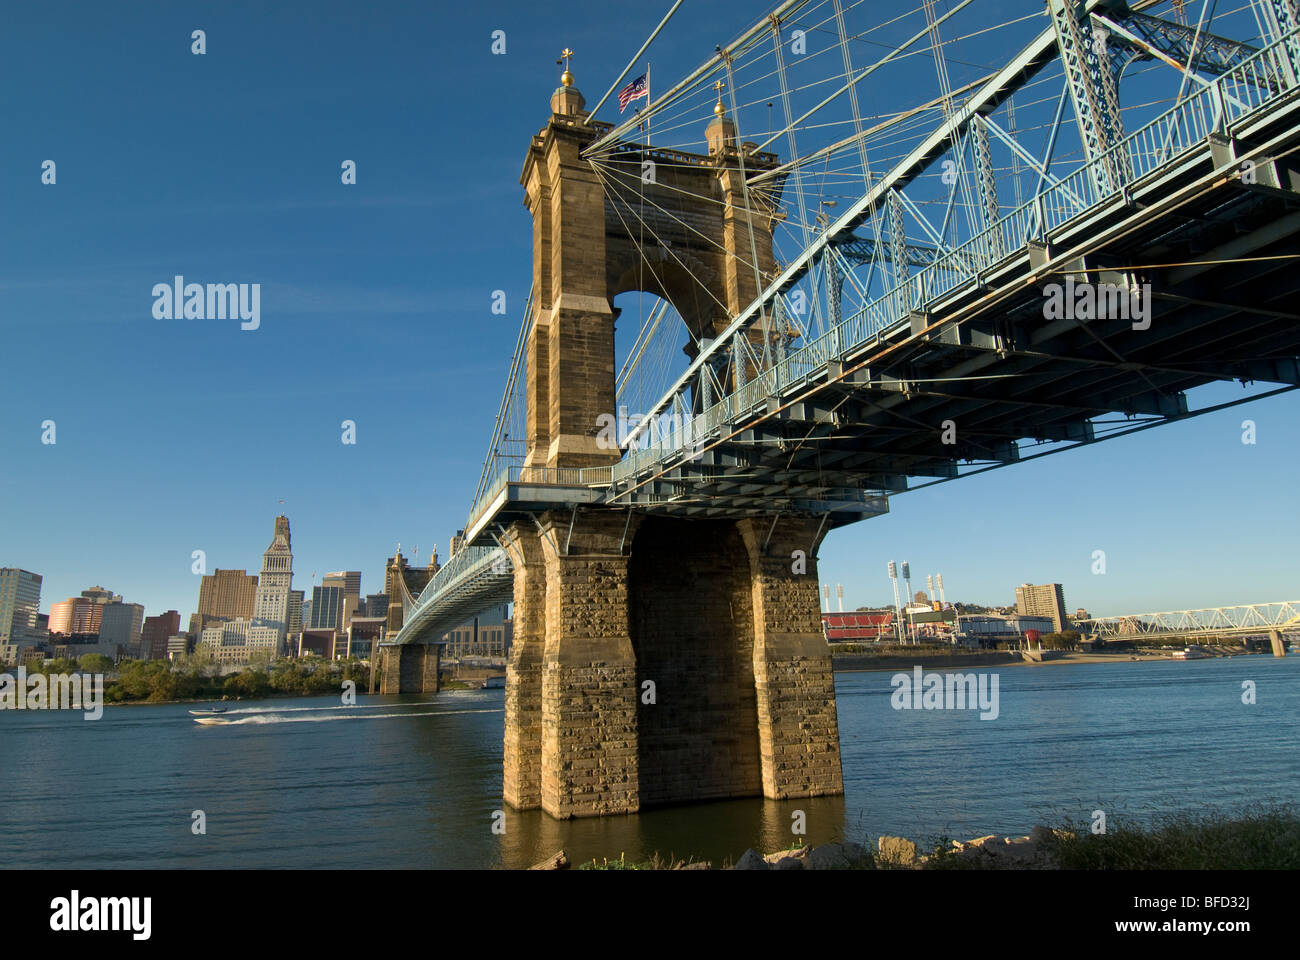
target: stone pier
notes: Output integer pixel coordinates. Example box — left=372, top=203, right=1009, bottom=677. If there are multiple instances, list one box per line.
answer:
left=376, top=641, right=441, bottom=695
left=503, top=512, right=842, bottom=819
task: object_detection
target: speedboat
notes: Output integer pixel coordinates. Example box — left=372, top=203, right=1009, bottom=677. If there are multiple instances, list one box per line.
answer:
left=189, top=707, right=228, bottom=715
left=192, top=716, right=228, bottom=725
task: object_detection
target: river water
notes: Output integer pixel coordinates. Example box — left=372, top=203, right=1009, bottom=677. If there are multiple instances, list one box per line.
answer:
left=1, top=655, right=1295, bottom=868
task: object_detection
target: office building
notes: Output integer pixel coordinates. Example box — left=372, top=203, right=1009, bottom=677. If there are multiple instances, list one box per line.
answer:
left=308, top=585, right=343, bottom=632
left=443, top=604, right=512, bottom=658
left=323, top=571, right=362, bottom=632
left=0, top=568, right=43, bottom=645
left=364, top=593, right=389, bottom=622
left=98, top=602, right=145, bottom=655
left=48, top=587, right=121, bottom=637
left=166, top=634, right=193, bottom=661
left=287, top=589, right=304, bottom=637
left=196, top=569, right=257, bottom=621
left=345, top=616, right=384, bottom=658
left=1014, top=583, right=1069, bottom=633
left=322, top=571, right=361, bottom=600
left=142, top=610, right=181, bottom=660
left=199, top=617, right=281, bottom=664
left=298, top=629, right=340, bottom=659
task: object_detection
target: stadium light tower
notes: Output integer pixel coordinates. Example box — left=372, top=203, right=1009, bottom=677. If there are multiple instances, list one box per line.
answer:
left=887, top=562, right=904, bottom=644
left=902, top=562, right=915, bottom=644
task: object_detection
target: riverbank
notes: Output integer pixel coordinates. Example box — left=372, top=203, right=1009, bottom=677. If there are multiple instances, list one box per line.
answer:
left=830, top=647, right=1264, bottom=673
left=553, top=804, right=1300, bottom=870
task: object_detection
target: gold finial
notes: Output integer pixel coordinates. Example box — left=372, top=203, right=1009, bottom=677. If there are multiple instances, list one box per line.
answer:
left=713, top=80, right=726, bottom=118
left=559, top=48, right=575, bottom=87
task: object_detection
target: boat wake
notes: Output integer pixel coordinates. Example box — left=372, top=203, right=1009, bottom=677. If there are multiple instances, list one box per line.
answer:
left=216, top=701, right=447, bottom=716
left=194, top=707, right=503, bottom=726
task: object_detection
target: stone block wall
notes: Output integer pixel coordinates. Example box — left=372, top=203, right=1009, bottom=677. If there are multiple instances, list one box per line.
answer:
left=738, top=517, right=845, bottom=799
left=538, top=512, right=641, bottom=818
left=377, top=642, right=440, bottom=695
left=503, top=523, right=545, bottom=810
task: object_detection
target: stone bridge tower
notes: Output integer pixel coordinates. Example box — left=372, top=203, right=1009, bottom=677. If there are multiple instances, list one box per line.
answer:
left=502, top=59, right=843, bottom=819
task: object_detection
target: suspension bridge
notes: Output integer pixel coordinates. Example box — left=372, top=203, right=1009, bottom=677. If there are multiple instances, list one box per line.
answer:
left=378, top=0, right=1300, bottom=818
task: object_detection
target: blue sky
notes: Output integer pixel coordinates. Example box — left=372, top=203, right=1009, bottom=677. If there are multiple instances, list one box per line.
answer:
left=1, top=0, right=1296, bottom=625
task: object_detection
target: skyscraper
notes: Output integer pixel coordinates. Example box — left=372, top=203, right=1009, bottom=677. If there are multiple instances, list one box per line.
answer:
left=364, top=593, right=389, bottom=622
left=1015, top=583, right=1068, bottom=633
left=322, top=571, right=361, bottom=599
left=322, top=571, right=362, bottom=632
left=48, top=587, right=121, bottom=637
left=252, top=516, right=294, bottom=652
left=196, top=569, right=257, bottom=620
left=0, top=568, right=42, bottom=645
left=287, top=589, right=305, bottom=638
left=308, top=585, right=343, bottom=632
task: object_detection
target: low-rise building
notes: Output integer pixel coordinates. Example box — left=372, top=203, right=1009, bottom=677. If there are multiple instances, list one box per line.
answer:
left=199, top=618, right=281, bottom=664
left=956, top=614, right=1055, bottom=647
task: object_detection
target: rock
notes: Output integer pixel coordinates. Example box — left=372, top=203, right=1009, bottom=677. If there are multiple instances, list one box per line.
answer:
left=733, top=848, right=771, bottom=870
left=803, top=841, right=869, bottom=870
left=773, top=855, right=805, bottom=870
left=763, top=847, right=805, bottom=865
left=1001, top=837, right=1040, bottom=860
left=1029, top=825, right=1055, bottom=846
left=877, top=835, right=918, bottom=866
left=529, top=849, right=570, bottom=870
left=675, top=860, right=712, bottom=870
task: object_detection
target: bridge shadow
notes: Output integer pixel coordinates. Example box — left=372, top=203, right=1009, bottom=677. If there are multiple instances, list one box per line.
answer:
left=627, top=517, right=763, bottom=806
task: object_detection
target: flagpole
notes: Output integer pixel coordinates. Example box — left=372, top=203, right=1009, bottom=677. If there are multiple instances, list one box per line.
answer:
left=645, top=62, right=651, bottom=148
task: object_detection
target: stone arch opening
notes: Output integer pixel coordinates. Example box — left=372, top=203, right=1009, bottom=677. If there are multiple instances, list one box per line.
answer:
left=626, top=516, right=762, bottom=806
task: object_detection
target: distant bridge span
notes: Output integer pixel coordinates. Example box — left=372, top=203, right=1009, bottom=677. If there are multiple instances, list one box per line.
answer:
left=1076, top=600, right=1300, bottom=644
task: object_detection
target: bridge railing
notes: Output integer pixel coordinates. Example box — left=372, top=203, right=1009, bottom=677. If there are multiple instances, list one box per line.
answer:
left=464, top=462, right=616, bottom=538
left=604, top=27, right=1300, bottom=484
left=413, top=543, right=504, bottom=609
left=460, top=29, right=1300, bottom=525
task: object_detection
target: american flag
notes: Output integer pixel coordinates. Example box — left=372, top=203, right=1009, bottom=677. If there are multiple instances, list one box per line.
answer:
left=618, top=74, right=648, bottom=112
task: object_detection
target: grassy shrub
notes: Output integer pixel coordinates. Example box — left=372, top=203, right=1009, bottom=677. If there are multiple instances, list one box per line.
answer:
left=1050, top=804, right=1300, bottom=869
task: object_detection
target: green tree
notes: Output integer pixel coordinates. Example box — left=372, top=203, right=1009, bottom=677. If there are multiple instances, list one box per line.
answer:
left=78, top=653, right=114, bottom=674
